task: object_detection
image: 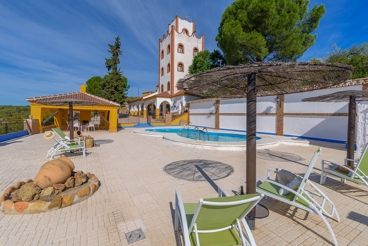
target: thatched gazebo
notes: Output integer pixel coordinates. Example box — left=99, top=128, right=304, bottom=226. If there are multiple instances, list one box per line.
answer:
left=178, top=62, right=353, bottom=226
left=303, top=90, right=368, bottom=168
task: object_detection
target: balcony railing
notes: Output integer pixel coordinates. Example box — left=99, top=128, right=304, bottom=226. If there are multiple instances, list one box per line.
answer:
left=0, top=120, right=25, bottom=135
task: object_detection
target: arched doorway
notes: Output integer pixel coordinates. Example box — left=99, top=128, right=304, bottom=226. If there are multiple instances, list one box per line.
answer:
left=159, top=100, right=171, bottom=119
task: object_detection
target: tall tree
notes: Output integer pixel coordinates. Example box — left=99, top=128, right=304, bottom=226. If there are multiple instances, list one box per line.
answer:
left=189, top=50, right=227, bottom=74
left=189, top=50, right=211, bottom=74
left=101, top=36, right=130, bottom=104
left=210, top=49, right=227, bottom=68
left=216, top=0, right=326, bottom=65
left=324, top=43, right=368, bottom=79
left=86, top=76, right=103, bottom=97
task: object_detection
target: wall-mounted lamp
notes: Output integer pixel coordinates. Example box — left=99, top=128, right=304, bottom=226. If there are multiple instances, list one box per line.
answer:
left=275, top=96, right=281, bottom=106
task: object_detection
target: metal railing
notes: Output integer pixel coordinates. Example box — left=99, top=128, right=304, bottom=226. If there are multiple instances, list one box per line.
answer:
left=0, top=120, right=24, bottom=135
left=193, top=126, right=209, bottom=141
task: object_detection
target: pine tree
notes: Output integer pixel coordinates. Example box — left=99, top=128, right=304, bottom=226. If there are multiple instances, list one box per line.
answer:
left=101, top=36, right=130, bottom=104
left=216, top=0, right=326, bottom=65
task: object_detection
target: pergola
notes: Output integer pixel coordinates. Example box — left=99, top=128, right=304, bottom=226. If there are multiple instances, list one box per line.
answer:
left=303, top=90, right=368, bottom=168
left=26, top=88, right=120, bottom=136
left=178, top=62, right=353, bottom=225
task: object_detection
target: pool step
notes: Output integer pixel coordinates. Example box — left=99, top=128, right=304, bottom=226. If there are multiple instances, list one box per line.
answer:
left=134, top=123, right=152, bottom=128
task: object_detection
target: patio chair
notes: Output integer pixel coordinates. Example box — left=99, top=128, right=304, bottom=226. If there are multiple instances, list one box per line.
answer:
left=46, top=128, right=85, bottom=159
left=174, top=188, right=262, bottom=246
left=45, top=128, right=71, bottom=158
left=73, top=120, right=81, bottom=131
left=256, top=147, right=340, bottom=245
left=86, top=122, right=95, bottom=131
left=48, top=138, right=86, bottom=160
left=52, top=127, right=70, bottom=141
left=320, top=143, right=368, bottom=187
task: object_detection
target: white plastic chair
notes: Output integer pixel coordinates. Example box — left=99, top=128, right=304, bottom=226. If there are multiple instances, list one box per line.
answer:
left=86, top=122, right=95, bottom=131
left=73, top=120, right=81, bottom=131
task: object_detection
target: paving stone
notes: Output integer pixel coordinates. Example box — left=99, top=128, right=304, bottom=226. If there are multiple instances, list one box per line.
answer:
left=0, top=129, right=367, bottom=245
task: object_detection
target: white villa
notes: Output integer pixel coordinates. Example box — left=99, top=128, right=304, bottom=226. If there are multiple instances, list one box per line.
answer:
left=128, top=16, right=203, bottom=118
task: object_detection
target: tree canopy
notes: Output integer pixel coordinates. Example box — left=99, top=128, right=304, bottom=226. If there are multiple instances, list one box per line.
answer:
left=323, top=43, right=368, bottom=79
left=216, top=0, right=325, bottom=65
left=189, top=50, right=227, bottom=74
left=100, top=36, right=130, bottom=104
left=189, top=50, right=211, bottom=74
left=86, top=76, right=103, bottom=97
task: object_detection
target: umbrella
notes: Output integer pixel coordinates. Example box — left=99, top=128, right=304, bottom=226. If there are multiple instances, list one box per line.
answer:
left=177, top=62, right=353, bottom=226
left=35, top=99, right=97, bottom=139
left=302, top=90, right=368, bottom=168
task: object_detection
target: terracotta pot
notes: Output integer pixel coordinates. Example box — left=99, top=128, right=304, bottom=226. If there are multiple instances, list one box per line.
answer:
left=34, top=157, right=75, bottom=189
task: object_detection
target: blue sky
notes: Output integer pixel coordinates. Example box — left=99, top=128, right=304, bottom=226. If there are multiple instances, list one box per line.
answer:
left=1, top=0, right=367, bottom=105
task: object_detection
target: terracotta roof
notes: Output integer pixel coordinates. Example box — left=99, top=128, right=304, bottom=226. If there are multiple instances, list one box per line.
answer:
left=172, top=90, right=187, bottom=97
left=156, top=91, right=172, bottom=97
left=26, top=92, right=120, bottom=106
left=128, top=97, right=143, bottom=103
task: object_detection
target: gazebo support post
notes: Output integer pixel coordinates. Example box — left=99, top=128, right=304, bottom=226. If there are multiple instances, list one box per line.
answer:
left=246, top=72, right=257, bottom=229
left=68, top=102, right=74, bottom=140
left=347, top=95, right=356, bottom=168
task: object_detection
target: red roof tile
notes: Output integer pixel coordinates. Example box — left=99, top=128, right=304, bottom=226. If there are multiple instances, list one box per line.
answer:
left=26, top=92, right=120, bottom=106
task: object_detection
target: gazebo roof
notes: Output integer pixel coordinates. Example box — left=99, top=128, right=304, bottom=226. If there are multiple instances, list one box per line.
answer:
left=302, top=90, right=368, bottom=102
left=26, top=92, right=120, bottom=107
left=177, top=62, right=353, bottom=98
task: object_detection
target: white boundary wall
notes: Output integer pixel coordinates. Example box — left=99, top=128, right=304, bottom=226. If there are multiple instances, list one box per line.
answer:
left=189, top=85, right=364, bottom=143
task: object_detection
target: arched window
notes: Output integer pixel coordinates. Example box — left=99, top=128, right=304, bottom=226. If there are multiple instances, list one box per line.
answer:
left=161, top=50, right=164, bottom=59
left=161, top=67, right=164, bottom=76
left=161, top=84, right=164, bottom=92
left=182, top=28, right=189, bottom=35
left=167, top=63, right=170, bottom=73
left=177, top=62, right=184, bottom=72
left=178, top=44, right=184, bottom=54
left=193, top=47, right=199, bottom=56
left=167, top=44, right=171, bottom=54
left=167, top=82, right=170, bottom=91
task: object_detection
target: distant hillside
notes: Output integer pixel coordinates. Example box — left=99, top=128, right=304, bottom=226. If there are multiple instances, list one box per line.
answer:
left=0, top=105, right=30, bottom=119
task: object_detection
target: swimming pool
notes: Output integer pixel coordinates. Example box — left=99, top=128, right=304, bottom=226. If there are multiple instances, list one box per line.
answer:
left=146, top=128, right=261, bottom=142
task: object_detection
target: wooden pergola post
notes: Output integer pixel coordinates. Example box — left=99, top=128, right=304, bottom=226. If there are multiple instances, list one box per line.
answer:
left=246, top=72, right=257, bottom=229
left=347, top=95, right=356, bottom=168
left=68, top=102, right=74, bottom=140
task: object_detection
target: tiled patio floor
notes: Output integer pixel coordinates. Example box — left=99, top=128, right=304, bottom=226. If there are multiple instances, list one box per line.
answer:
left=0, top=128, right=367, bottom=245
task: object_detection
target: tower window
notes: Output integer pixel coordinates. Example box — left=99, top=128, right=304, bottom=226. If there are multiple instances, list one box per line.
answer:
left=177, top=62, right=184, bottom=72
left=161, top=67, right=164, bottom=76
left=178, top=44, right=184, bottom=54
left=167, top=82, right=170, bottom=91
left=182, top=28, right=189, bottom=35
left=193, top=47, right=198, bottom=56
left=161, top=84, right=164, bottom=92
left=167, top=44, right=171, bottom=54
left=161, top=50, right=164, bottom=59
left=167, top=63, right=170, bottom=73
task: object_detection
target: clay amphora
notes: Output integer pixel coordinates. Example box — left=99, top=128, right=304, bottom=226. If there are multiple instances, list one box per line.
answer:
left=34, top=157, right=75, bottom=189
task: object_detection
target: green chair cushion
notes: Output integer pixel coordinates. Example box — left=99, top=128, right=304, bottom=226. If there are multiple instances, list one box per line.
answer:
left=257, top=181, right=309, bottom=207
left=189, top=228, right=241, bottom=246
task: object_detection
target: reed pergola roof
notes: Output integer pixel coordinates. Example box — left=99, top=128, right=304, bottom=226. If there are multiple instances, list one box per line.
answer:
left=303, top=90, right=368, bottom=169
left=302, top=90, right=368, bottom=102
left=177, top=62, right=353, bottom=98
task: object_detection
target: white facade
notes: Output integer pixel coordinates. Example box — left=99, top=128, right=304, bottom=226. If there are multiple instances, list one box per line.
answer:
left=159, top=16, right=204, bottom=95
left=188, top=84, right=367, bottom=144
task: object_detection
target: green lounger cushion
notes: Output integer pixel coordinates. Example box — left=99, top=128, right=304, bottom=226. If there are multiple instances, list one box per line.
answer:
left=184, top=194, right=259, bottom=246
left=257, top=181, right=309, bottom=207
left=189, top=228, right=241, bottom=246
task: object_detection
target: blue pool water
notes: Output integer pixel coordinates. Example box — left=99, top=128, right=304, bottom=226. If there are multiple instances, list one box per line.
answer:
left=146, top=128, right=261, bottom=142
